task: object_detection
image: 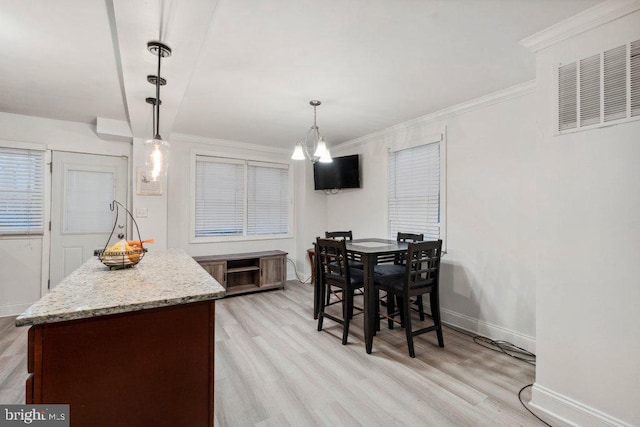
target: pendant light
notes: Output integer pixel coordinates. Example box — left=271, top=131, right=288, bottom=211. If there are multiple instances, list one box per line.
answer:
left=291, top=100, right=333, bottom=163
left=143, top=41, right=171, bottom=181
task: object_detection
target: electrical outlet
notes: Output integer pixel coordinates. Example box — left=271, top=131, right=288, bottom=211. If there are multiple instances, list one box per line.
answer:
left=136, top=208, right=148, bottom=218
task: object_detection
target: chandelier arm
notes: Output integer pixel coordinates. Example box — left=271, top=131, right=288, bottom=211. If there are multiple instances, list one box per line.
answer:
left=305, top=126, right=319, bottom=156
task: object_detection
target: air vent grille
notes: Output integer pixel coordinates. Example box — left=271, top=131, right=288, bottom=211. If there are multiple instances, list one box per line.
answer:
left=558, top=63, right=577, bottom=131
left=580, top=54, right=600, bottom=127
left=631, top=40, right=640, bottom=117
left=557, top=38, right=640, bottom=133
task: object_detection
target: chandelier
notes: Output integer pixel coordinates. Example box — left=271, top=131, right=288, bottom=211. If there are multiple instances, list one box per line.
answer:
left=291, top=100, right=332, bottom=163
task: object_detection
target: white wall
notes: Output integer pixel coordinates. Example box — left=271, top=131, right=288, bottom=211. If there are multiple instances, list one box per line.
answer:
left=327, top=86, right=539, bottom=351
left=0, top=112, right=131, bottom=316
left=530, top=10, right=640, bottom=426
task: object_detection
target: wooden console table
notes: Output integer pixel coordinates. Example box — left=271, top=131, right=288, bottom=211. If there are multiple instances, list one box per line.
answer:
left=194, top=250, right=287, bottom=296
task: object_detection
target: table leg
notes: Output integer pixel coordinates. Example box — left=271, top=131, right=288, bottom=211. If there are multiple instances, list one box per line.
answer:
left=313, top=244, right=321, bottom=320
left=307, top=249, right=315, bottom=284
left=363, top=254, right=375, bottom=354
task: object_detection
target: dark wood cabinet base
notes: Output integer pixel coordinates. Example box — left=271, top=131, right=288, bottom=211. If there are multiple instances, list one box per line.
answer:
left=26, top=301, right=215, bottom=427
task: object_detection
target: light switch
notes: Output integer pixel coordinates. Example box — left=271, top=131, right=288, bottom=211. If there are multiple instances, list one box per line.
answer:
left=136, top=208, right=148, bottom=218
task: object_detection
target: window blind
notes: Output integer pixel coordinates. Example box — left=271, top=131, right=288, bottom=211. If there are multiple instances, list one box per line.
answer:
left=194, top=156, right=244, bottom=237
left=388, top=142, right=440, bottom=241
left=0, top=147, right=45, bottom=235
left=247, top=161, right=289, bottom=235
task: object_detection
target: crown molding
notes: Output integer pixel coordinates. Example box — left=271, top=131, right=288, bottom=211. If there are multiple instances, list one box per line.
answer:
left=520, top=0, right=640, bottom=53
left=169, top=132, right=291, bottom=155
left=334, top=80, right=536, bottom=152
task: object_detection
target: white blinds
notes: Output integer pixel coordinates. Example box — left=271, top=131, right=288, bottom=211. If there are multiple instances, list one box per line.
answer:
left=247, top=162, right=288, bottom=235
left=195, top=156, right=244, bottom=237
left=0, top=147, right=45, bottom=235
left=388, top=142, right=440, bottom=241
left=194, top=156, right=290, bottom=238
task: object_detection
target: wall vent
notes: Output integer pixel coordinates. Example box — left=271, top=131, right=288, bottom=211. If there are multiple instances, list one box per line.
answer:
left=557, top=38, right=640, bottom=133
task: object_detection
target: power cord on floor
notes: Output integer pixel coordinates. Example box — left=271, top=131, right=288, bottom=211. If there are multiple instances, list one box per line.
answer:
left=286, top=257, right=312, bottom=284
left=442, top=323, right=552, bottom=426
left=472, top=335, right=536, bottom=365
left=518, top=384, right=552, bottom=427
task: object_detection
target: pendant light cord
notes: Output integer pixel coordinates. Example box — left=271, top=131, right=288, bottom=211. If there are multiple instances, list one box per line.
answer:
left=155, top=48, right=162, bottom=139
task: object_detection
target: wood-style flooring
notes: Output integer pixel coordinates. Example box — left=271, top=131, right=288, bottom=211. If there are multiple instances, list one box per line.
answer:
left=1, top=281, right=557, bottom=426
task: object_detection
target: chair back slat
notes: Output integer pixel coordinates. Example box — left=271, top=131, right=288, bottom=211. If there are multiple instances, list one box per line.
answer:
left=325, top=231, right=361, bottom=262
left=325, top=230, right=353, bottom=240
left=397, top=232, right=424, bottom=243
left=395, top=232, right=424, bottom=265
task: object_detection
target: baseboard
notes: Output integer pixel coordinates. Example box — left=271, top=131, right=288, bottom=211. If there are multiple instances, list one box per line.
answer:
left=530, top=383, right=632, bottom=427
left=0, top=303, right=32, bottom=318
left=439, top=307, right=536, bottom=353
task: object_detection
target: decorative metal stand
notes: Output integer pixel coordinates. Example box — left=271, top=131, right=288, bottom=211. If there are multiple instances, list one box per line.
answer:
left=94, top=200, right=147, bottom=269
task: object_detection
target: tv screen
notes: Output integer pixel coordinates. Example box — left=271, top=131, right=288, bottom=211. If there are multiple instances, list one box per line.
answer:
left=313, top=154, right=361, bottom=190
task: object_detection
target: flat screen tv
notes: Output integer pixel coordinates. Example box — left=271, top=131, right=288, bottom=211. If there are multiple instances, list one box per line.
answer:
left=313, top=154, right=361, bottom=190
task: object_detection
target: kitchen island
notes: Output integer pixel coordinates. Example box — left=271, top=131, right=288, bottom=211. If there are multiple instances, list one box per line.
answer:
left=16, top=248, right=225, bottom=427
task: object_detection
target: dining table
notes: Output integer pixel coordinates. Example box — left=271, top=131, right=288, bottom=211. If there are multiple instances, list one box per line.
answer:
left=313, top=237, right=409, bottom=354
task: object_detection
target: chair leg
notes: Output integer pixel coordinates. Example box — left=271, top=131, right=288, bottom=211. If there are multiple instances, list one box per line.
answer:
left=348, top=289, right=355, bottom=319
left=404, top=295, right=415, bottom=358
left=430, top=290, right=444, bottom=348
left=317, top=283, right=325, bottom=332
left=342, top=287, right=352, bottom=345
left=375, top=288, right=380, bottom=333
left=326, top=284, right=331, bottom=305
left=417, top=295, right=425, bottom=321
left=387, top=292, right=395, bottom=330
left=397, top=296, right=406, bottom=328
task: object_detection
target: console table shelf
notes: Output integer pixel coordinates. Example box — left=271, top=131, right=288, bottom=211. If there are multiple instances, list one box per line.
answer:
left=194, top=250, right=287, bottom=296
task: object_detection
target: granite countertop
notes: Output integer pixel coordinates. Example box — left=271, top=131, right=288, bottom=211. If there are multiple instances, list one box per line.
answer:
left=16, top=248, right=226, bottom=327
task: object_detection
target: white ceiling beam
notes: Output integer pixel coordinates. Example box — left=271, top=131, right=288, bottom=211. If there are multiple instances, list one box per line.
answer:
left=110, top=0, right=219, bottom=139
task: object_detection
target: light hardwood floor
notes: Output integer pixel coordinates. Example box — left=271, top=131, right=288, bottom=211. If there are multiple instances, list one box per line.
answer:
left=1, top=281, right=555, bottom=426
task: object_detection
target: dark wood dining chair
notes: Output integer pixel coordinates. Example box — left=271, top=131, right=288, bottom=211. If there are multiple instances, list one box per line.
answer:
left=374, top=232, right=424, bottom=328
left=325, top=230, right=363, bottom=268
left=324, top=230, right=363, bottom=306
left=316, top=237, right=364, bottom=345
left=374, top=240, right=444, bottom=357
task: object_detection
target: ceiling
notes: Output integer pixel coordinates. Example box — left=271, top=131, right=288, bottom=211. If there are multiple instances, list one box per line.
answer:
left=0, top=0, right=602, bottom=150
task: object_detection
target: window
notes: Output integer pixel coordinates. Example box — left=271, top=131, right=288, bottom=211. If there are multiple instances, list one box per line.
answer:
left=193, top=155, right=290, bottom=240
left=388, top=139, right=444, bottom=242
left=0, top=146, right=45, bottom=235
left=247, top=161, right=289, bottom=235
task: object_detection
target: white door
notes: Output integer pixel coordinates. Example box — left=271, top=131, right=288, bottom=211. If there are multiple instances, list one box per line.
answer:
left=50, top=152, right=128, bottom=288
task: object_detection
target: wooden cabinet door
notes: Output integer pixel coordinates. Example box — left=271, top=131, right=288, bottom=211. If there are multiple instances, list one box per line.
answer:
left=202, top=261, right=226, bottom=287
left=260, top=255, right=285, bottom=287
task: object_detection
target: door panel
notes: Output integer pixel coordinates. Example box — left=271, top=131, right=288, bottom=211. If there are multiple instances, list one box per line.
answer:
left=50, top=152, right=128, bottom=288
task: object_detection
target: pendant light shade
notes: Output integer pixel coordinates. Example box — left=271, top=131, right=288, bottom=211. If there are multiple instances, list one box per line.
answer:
left=291, top=142, right=306, bottom=160
left=144, top=138, right=170, bottom=181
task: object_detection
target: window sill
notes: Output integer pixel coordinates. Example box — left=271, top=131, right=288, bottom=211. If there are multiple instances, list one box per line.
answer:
left=190, top=233, right=293, bottom=244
